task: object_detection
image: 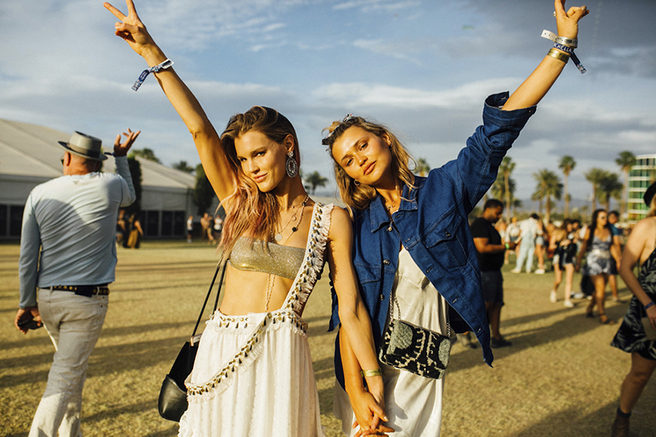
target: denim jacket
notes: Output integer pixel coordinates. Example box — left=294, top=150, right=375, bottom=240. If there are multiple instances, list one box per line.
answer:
left=329, top=92, right=536, bottom=387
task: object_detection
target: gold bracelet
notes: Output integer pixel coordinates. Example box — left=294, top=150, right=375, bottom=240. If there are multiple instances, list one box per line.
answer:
left=547, top=48, right=570, bottom=64
left=361, top=369, right=382, bottom=377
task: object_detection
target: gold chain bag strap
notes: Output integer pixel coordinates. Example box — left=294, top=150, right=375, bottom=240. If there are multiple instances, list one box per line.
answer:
left=378, top=285, right=452, bottom=379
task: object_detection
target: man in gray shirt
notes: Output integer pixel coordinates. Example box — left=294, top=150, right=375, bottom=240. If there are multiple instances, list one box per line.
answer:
left=15, top=128, right=139, bottom=436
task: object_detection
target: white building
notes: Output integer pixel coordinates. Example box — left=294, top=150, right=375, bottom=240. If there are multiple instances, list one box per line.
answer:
left=0, top=118, right=197, bottom=239
left=627, top=153, right=656, bottom=222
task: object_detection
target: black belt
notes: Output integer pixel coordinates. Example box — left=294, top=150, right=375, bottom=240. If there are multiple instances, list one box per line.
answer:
left=51, top=285, right=110, bottom=297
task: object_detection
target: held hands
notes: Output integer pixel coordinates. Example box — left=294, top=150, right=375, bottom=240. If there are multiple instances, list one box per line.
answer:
left=113, top=128, right=141, bottom=157
left=554, top=0, right=590, bottom=40
left=350, top=379, right=393, bottom=437
left=104, top=0, right=160, bottom=61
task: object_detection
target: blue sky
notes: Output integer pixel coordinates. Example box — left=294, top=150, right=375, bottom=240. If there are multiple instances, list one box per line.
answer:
left=1, top=0, right=655, bottom=211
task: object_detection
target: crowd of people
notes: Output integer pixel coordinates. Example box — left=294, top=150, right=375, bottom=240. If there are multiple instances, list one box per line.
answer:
left=11, top=1, right=655, bottom=437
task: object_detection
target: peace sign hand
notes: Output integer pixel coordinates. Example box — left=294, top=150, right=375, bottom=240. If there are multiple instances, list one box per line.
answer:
left=104, top=0, right=158, bottom=59
left=554, top=0, right=590, bottom=40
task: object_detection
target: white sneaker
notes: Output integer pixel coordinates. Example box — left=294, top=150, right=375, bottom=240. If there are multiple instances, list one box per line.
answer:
left=511, top=268, right=521, bottom=273
left=564, top=300, right=574, bottom=308
left=550, top=290, right=557, bottom=303
left=535, top=269, right=545, bottom=274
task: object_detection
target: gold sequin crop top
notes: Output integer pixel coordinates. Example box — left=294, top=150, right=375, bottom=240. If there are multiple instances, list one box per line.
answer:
left=228, top=237, right=305, bottom=280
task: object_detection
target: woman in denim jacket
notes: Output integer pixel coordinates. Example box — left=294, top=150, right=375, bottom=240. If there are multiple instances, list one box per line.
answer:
left=323, top=1, right=589, bottom=435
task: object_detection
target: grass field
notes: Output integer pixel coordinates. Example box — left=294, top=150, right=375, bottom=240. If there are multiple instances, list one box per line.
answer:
left=1, top=240, right=654, bottom=436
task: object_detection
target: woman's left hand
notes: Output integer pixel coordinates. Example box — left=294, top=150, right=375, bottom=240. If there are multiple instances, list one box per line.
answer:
left=554, top=0, right=590, bottom=39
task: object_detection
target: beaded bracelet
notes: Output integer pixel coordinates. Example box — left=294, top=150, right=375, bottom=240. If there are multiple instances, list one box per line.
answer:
left=645, top=301, right=655, bottom=311
left=132, top=59, right=174, bottom=91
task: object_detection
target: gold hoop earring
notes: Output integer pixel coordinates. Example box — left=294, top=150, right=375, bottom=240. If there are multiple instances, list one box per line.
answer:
left=353, top=180, right=360, bottom=186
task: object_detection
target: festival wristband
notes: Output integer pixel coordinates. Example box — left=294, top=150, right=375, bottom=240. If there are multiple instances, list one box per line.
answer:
left=541, top=29, right=578, bottom=48
left=505, top=243, right=510, bottom=250
left=542, top=30, right=586, bottom=74
left=132, top=59, right=174, bottom=91
left=645, top=301, right=655, bottom=311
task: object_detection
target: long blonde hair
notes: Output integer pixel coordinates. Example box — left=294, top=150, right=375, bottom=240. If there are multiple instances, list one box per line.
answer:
left=322, top=116, right=416, bottom=210
left=219, top=106, right=300, bottom=257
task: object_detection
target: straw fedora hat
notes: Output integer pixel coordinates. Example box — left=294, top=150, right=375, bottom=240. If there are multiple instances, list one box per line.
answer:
left=58, top=131, right=108, bottom=161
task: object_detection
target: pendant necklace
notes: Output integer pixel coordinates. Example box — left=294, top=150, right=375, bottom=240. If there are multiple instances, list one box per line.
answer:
left=274, top=195, right=309, bottom=243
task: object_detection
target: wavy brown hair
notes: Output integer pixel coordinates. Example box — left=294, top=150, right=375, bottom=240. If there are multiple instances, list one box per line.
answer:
left=219, top=106, right=300, bottom=258
left=322, top=116, right=415, bottom=210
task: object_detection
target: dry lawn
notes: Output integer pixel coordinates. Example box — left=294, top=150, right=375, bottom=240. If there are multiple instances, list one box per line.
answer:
left=1, top=241, right=654, bottom=436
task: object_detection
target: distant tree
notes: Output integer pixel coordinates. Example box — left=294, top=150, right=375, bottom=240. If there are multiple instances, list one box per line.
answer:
left=584, top=167, right=608, bottom=212
left=558, top=155, right=576, bottom=218
left=124, top=157, right=142, bottom=215
left=415, top=158, right=430, bottom=176
left=130, top=148, right=161, bottom=164
left=491, top=173, right=516, bottom=211
left=499, top=157, right=516, bottom=212
left=615, top=151, right=635, bottom=221
left=532, top=169, right=562, bottom=224
left=172, top=160, right=195, bottom=173
left=305, top=171, right=328, bottom=194
left=598, top=172, right=623, bottom=212
left=193, top=164, right=216, bottom=215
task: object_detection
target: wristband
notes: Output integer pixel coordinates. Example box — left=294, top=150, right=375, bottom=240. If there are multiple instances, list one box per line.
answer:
left=541, top=30, right=586, bottom=74
left=505, top=243, right=510, bottom=250
left=361, top=369, right=382, bottom=377
left=132, top=59, right=174, bottom=91
left=547, top=48, right=570, bottom=64
left=645, top=301, right=655, bottom=311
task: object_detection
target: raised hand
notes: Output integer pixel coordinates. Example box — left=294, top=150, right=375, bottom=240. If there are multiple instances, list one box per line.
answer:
left=113, top=128, right=141, bottom=157
left=554, top=0, right=590, bottom=39
left=104, top=0, right=160, bottom=60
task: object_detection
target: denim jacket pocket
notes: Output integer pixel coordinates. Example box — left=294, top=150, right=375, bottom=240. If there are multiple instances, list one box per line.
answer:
left=421, top=211, right=468, bottom=269
left=354, top=262, right=382, bottom=284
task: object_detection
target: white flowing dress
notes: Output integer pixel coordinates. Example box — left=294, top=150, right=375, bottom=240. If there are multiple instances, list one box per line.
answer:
left=179, top=203, right=333, bottom=437
left=334, top=248, right=453, bottom=437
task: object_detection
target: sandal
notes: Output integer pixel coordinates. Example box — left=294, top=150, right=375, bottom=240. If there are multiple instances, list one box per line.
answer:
left=599, top=314, right=615, bottom=325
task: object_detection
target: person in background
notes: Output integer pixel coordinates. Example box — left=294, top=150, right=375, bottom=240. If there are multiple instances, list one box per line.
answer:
left=186, top=214, right=193, bottom=243
left=505, top=216, right=521, bottom=265
left=576, top=209, right=621, bottom=324
left=15, top=129, right=139, bottom=436
left=534, top=219, right=547, bottom=274
left=512, top=213, right=540, bottom=274
left=549, top=219, right=576, bottom=307
left=608, top=210, right=623, bottom=301
left=472, top=199, right=516, bottom=348
left=609, top=183, right=656, bottom=437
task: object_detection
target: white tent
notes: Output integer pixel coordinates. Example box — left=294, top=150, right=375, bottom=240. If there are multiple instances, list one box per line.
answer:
left=0, top=118, right=197, bottom=238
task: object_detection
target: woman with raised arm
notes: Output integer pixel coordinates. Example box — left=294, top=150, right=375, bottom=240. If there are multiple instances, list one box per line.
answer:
left=322, top=1, right=589, bottom=435
left=104, top=1, right=386, bottom=435
left=609, top=183, right=656, bottom=437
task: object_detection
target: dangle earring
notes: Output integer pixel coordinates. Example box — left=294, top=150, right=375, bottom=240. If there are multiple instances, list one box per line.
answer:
left=353, top=180, right=360, bottom=186
left=286, top=150, right=298, bottom=178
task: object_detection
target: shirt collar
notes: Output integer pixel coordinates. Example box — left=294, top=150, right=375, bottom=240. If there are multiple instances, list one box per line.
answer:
left=368, top=182, right=419, bottom=232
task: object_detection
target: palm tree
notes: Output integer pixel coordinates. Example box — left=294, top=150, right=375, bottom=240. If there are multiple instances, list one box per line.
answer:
left=499, top=157, right=515, bottom=212
left=172, top=160, right=195, bottom=173
left=584, top=167, right=608, bottom=212
left=415, top=158, right=430, bottom=176
left=558, top=155, right=576, bottom=217
left=305, top=171, right=328, bottom=194
left=615, top=151, right=636, bottom=221
left=598, top=172, right=623, bottom=212
left=491, top=173, right=516, bottom=211
left=532, top=169, right=563, bottom=223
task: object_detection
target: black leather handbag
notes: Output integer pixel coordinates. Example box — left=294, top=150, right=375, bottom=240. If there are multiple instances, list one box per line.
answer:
left=378, top=289, right=452, bottom=380
left=158, top=261, right=227, bottom=422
